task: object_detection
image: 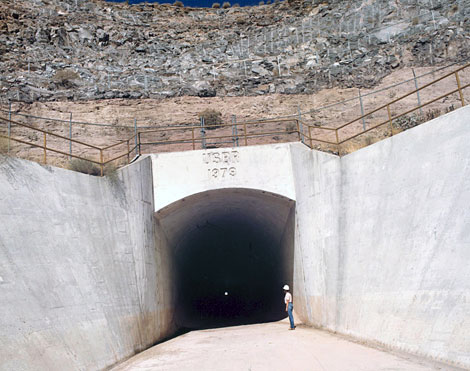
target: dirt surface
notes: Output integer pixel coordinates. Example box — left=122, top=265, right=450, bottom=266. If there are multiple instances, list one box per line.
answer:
left=1, top=64, right=469, bottom=168
left=109, top=320, right=461, bottom=371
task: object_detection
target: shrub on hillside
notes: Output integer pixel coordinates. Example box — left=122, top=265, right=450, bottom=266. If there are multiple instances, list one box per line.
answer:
left=222, top=1, right=231, bottom=8
left=69, top=158, right=101, bottom=176
left=444, top=104, right=455, bottom=114
left=232, top=2, right=240, bottom=6
left=392, top=114, right=420, bottom=131
left=212, top=2, right=221, bottom=8
left=392, top=108, right=442, bottom=132
left=259, top=1, right=265, bottom=5
left=199, top=109, right=223, bottom=130
left=424, top=108, right=441, bottom=121
left=173, top=0, right=184, bottom=6
left=285, top=122, right=297, bottom=134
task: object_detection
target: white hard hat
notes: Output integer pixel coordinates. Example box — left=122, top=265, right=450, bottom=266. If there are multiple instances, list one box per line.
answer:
left=283, top=284, right=290, bottom=290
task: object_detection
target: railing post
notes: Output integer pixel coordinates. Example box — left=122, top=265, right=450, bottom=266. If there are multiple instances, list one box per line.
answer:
left=412, top=68, right=423, bottom=116
left=387, top=104, right=393, bottom=136
left=297, top=107, right=304, bottom=143
left=8, top=100, right=11, bottom=154
left=335, top=128, right=340, bottom=155
left=243, top=122, right=248, bottom=146
left=358, top=89, right=366, bottom=131
left=455, top=71, right=466, bottom=107
left=200, top=117, right=206, bottom=149
left=134, top=118, right=138, bottom=156
left=100, top=149, right=104, bottom=177
left=308, top=125, right=313, bottom=149
left=191, top=127, right=195, bottom=150
left=232, top=115, right=239, bottom=147
left=69, top=113, right=72, bottom=160
left=296, top=120, right=301, bottom=142
left=43, top=132, right=47, bottom=164
left=138, top=132, right=141, bottom=155
left=127, top=140, right=130, bottom=164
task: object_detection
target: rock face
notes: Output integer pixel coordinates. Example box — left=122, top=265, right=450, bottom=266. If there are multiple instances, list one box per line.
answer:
left=0, top=0, right=469, bottom=102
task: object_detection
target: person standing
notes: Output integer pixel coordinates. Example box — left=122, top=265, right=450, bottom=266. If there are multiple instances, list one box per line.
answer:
left=283, top=284, right=295, bottom=330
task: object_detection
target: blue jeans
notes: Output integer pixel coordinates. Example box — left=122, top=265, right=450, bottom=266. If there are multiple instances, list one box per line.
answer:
left=287, top=302, right=295, bottom=328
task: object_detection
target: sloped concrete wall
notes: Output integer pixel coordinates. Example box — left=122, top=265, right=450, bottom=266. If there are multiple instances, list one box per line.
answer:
left=333, top=106, right=470, bottom=368
left=0, top=156, right=176, bottom=371
left=290, top=108, right=470, bottom=368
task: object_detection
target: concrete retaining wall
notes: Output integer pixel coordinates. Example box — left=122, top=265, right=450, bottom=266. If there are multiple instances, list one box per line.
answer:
left=289, top=106, right=470, bottom=369
left=333, top=106, right=470, bottom=368
left=0, top=156, right=176, bottom=371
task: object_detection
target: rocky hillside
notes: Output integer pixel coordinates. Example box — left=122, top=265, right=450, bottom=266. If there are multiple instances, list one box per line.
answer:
left=1, top=0, right=469, bottom=103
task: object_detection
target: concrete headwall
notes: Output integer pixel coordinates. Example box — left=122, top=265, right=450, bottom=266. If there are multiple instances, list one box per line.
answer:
left=0, top=156, right=175, bottom=371
left=151, top=143, right=296, bottom=211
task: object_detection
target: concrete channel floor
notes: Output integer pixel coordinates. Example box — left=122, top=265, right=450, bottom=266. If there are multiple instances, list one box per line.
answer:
left=110, top=320, right=459, bottom=371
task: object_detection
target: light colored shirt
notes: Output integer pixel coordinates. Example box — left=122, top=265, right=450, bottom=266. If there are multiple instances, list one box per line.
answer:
left=284, top=292, right=292, bottom=304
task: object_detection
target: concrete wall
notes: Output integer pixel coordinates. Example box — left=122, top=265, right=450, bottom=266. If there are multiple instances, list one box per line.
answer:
left=152, top=143, right=295, bottom=211
left=333, top=106, right=470, bottom=368
left=1, top=106, right=469, bottom=370
left=150, top=113, right=470, bottom=368
left=279, top=204, right=295, bottom=303
left=0, top=156, right=176, bottom=371
left=287, top=107, right=470, bottom=368
left=288, top=144, right=341, bottom=329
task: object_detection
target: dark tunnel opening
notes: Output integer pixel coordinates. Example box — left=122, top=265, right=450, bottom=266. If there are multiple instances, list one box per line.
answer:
left=156, top=188, right=295, bottom=330
left=177, top=220, right=286, bottom=328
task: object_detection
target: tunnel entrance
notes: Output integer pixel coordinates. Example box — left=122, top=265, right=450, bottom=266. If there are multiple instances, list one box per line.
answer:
left=156, top=188, right=295, bottom=329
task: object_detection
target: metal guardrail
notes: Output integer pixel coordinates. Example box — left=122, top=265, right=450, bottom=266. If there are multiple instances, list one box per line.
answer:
left=329, top=62, right=469, bottom=145
left=0, top=63, right=468, bottom=175
left=0, top=115, right=303, bottom=175
left=0, top=116, right=102, bottom=164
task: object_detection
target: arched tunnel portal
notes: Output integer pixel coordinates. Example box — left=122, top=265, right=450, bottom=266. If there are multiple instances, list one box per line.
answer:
left=156, top=188, right=296, bottom=330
